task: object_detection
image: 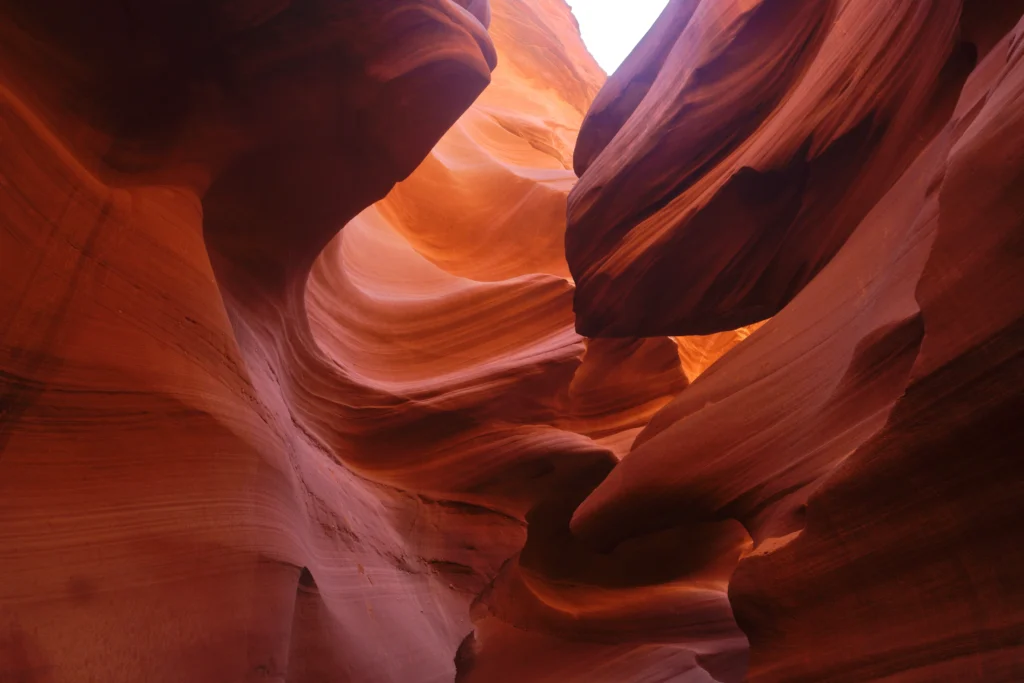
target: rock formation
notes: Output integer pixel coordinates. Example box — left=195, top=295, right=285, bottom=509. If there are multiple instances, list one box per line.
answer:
left=0, top=0, right=746, bottom=680
left=2, top=0, right=1023, bottom=681
left=569, top=0, right=985, bottom=337
left=570, top=0, right=1024, bottom=681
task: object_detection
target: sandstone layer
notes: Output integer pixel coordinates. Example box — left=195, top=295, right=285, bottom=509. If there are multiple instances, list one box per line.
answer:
left=566, top=0, right=1014, bottom=337
left=2, top=0, right=1023, bottom=681
left=0, top=0, right=748, bottom=681
left=572, top=2, right=1024, bottom=681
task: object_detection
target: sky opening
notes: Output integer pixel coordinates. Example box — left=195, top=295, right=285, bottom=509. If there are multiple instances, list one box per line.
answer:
left=566, top=0, right=671, bottom=74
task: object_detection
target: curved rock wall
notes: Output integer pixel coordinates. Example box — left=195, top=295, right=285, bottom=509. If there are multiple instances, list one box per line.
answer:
left=567, top=0, right=984, bottom=336
left=0, top=1, right=501, bottom=680
left=0, top=0, right=749, bottom=681
left=3, top=0, right=1022, bottom=681
left=571, top=2, right=1024, bottom=681
left=301, top=2, right=756, bottom=679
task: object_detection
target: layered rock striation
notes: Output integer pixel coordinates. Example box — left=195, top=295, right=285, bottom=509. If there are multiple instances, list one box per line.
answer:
left=2, top=0, right=1022, bottom=681
left=1, top=0, right=747, bottom=681
left=571, top=1, right=1024, bottom=681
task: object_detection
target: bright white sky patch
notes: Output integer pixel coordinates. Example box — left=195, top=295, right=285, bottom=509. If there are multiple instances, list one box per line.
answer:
left=566, top=0, right=671, bottom=74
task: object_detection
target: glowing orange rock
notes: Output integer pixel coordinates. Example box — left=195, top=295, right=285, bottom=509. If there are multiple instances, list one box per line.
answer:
left=571, top=4, right=1024, bottom=681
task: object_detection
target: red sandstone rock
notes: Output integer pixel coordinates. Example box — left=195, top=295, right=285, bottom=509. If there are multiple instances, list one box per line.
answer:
left=0, top=1, right=501, bottom=680
left=0, top=1, right=750, bottom=681
left=572, top=4, right=1024, bottom=682
left=4, top=0, right=1022, bottom=681
left=567, top=0, right=980, bottom=336
left=572, top=122, right=949, bottom=548
left=301, top=4, right=755, bottom=678
left=731, top=25, right=1024, bottom=680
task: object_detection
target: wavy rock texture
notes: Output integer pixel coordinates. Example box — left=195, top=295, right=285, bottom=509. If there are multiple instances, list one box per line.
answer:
left=0, top=0, right=501, bottom=680
left=5, top=0, right=1021, bottom=681
left=304, top=3, right=757, bottom=680
left=567, top=0, right=986, bottom=336
left=0, top=0, right=753, bottom=681
left=573, top=2, right=1024, bottom=682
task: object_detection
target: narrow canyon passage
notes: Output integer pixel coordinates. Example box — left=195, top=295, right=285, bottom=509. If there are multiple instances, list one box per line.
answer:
left=1, top=1, right=1023, bottom=682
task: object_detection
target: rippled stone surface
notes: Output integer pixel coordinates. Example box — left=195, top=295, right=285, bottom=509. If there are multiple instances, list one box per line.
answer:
left=3, top=0, right=1023, bottom=681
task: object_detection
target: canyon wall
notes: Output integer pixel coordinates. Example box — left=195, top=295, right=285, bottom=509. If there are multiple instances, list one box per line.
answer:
left=2, top=0, right=1022, bottom=681
left=0, top=0, right=748, bottom=681
left=570, top=0, right=1024, bottom=681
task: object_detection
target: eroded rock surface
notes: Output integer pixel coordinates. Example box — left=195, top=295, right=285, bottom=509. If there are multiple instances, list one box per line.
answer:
left=0, top=0, right=748, bottom=681
left=3, top=0, right=1022, bottom=681
left=567, top=0, right=990, bottom=337
left=572, top=3, right=1024, bottom=681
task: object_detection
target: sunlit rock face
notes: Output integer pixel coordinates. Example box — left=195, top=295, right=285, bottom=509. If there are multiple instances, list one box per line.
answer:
left=3, top=0, right=1022, bottom=681
left=571, top=1, right=1024, bottom=681
left=305, top=2, right=756, bottom=679
left=0, top=0, right=750, bottom=681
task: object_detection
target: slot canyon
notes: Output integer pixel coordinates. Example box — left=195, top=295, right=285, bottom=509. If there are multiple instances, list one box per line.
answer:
left=1, top=0, right=1023, bottom=680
